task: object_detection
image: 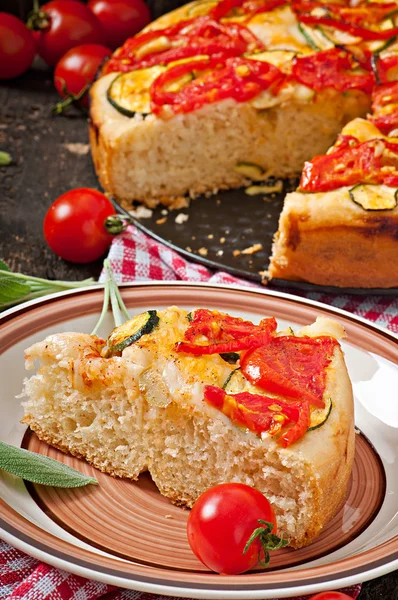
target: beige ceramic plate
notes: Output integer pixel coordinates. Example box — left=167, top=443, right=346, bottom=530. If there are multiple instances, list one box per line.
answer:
left=0, top=283, right=397, bottom=599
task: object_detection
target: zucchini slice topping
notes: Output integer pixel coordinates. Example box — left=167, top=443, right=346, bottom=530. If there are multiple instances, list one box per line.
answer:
left=349, top=184, right=398, bottom=211
left=298, top=23, right=334, bottom=51
left=220, top=352, right=240, bottom=364
left=106, top=310, right=159, bottom=354
left=308, top=397, right=332, bottom=431
left=245, top=50, right=297, bottom=68
left=234, top=161, right=267, bottom=181
left=107, top=66, right=166, bottom=117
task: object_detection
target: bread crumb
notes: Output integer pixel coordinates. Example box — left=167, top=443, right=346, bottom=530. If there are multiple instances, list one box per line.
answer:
left=216, top=250, right=224, bottom=257
left=175, top=213, right=189, bottom=225
left=63, top=143, right=89, bottom=155
left=169, top=196, right=190, bottom=210
left=233, top=250, right=241, bottom=257
left=220, top=237, right=226, bottom=244
left=198, top=247, right=208, bottom=256
left=165, top=514, right=173, bottom=519
left=207, top=234, right=214, bottom=239
left=156, top=217, right=167, bottom=225
left=241, top=243, right=263, bottom=255
left=161, top=209, right=168, bottom=216
left=186, top=246, right=192, bottom=252
left=129, top=206, right=153, bottom=219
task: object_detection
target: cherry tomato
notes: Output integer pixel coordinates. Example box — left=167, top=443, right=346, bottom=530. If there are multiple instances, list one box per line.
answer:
left=54, top=43, right=111, bottom=108
left=88, top=0, right=151, bottom=49
left=32, top=0, right=104, bottom=66
left=309, top=594, right=353, bottom=600
left=187, top=483, right=279, bottom=574
left=0, top=13, right=36, bottom=80
left=43, top=188, right=115, bottom=263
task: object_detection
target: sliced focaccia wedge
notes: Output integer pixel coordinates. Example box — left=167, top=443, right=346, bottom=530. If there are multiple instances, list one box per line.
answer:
left=22, top=307, right=354, bottom=549
left=268, top=80, right=398, bottom=288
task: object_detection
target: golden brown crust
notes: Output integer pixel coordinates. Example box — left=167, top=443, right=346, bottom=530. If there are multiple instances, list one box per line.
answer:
left=269, top=190, right=398, bottom=288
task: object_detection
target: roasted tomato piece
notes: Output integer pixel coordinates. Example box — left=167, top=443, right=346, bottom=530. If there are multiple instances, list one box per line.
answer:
left=240, top=335, right=338, bottom=407
left=292, top=49, right=374, bottom=95
left=300, top=138, right=398, bottom=191
left=204, top=386, right=310, bottom=447
left=150, top=56, right=284, bottom=115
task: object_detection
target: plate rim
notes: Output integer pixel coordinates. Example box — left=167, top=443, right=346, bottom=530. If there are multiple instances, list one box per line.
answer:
left=0, top=281, right=397, bottom=598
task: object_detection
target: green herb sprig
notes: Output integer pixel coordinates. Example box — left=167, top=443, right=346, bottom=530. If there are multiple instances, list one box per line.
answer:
left=0, top=260, right=96, bottom=311
left=91, top=258, right=130, bottom=335
left=0, top=441, right=97, bottom=487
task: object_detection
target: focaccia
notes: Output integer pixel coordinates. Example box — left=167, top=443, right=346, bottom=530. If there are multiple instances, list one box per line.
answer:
left=21, top=307, right=354, bottom=549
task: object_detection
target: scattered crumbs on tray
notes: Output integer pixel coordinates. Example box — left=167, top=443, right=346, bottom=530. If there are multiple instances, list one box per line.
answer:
left=242, top=235, right=246, bottom=240
left=156, top=217, right=168, bottom=225
left=258, top=270, right=269, bottom=284
left=233, top=249, right=241, bottom=257
left=241, top=243, right=263, bottom=255
left=216, top=199, right=221, bottom=205
left=165, top=514, right=173, bottom=519
left=169, top=196, right=190, bottom=210
left=161, top=209, right=168, bottom=216
left=220, top=237, right=226, bottom=244
left=355, top=427, right=361, bottom=435
left=198, top=247, right=208, bottom=256
left=207, top=234, right=214, bottom=239
left=186, top=246, right=192, bottom=252
left=129, top=206, right=153, bottom=219
left=175, top=213, right=189, bottom=224
left=216, top=250, right=224, bottom=257
left=63, top=142, right=89, bottom=155
left=225, top=229, right=230, bottom=234
left=192, top=235, right=196, bottom=240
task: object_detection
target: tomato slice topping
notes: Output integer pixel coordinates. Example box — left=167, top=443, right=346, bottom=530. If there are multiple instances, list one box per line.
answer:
left=204, top=386, right=310, bottom=447
left=370, top=81, right=398, bottom=135
left=299, top=137, right=398, bottom=191
left=105, top=16, right=263, bottom=73
left=292, top=49, right=374, bottom=95
left=293, top=1, right=398, bottom=40
left=240, top=336, right=338, bottom=407
left=150, top=56, right=284, bottom=115
left=176, top=310, right=277, bottom=354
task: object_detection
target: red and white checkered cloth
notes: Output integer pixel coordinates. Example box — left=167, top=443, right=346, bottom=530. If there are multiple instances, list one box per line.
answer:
left=2, top=224, right=396, bottom=599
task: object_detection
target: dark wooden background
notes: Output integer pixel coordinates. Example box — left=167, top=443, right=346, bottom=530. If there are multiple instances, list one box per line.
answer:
left=0, top=2, right=397, bottom=598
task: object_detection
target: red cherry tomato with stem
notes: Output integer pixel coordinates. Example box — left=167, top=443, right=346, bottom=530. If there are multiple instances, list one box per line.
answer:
left=187, top=483, right=287, bottom=575
left=309, top=594, right=353, bottom=600
left=28, top=0, right=104, bottom=66
left=54, top=43, right=111, bottom=111
left=88, top=0, right=151, bottom=50
left=0, top=13, right=36, bottom=80
left=43, top=188, right=115, bottom=263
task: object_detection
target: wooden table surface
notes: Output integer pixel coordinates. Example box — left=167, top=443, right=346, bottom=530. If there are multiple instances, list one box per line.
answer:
left=0, top=57, right=397, bottom=600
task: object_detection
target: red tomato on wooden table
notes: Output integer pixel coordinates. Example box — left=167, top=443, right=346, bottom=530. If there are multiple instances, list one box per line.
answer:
left=43, top=188, right=115, bottom=263
left=309, top=593, right=353, bottom=600
left=0, top=13, right=36, bottom=79
left=28, top=0, right=104, bottom=66
left=88, top=0, right=151, bottom=49
left=187, top=483, right=287, bottom=574
left=54, top=43, right=111, bottom=109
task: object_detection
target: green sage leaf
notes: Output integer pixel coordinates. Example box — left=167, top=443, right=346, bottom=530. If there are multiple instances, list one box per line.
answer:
left=0, top=441, right=98, bottom=487
left=0, top=261, right=10, bottom=272
left=0, top=276, right=31, bottom=304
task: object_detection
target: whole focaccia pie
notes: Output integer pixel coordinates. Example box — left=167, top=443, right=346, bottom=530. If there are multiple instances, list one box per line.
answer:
left=89, top=0, right=398, bottom=288
left=22, top=307, right=354, bottom=549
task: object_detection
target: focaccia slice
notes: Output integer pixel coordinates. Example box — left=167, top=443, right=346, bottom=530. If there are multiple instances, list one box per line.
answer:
left=21, top=307, right=354, bottom=549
